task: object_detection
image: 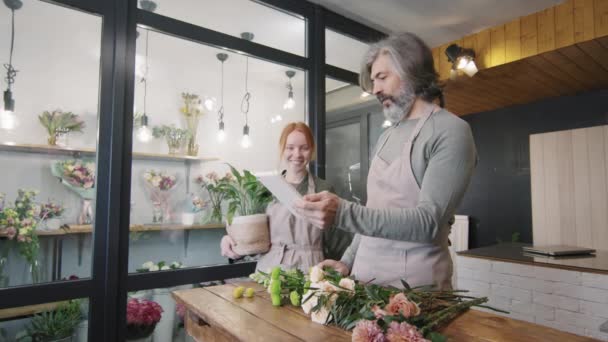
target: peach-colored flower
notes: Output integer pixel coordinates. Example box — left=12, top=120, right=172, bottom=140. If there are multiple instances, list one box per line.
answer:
left=352, top=320, right=386, bottom=342
left=385, top=321, right=429, bottom=342
left=371, top=305, right=388, bottom=319
left=385, top=293, right=421, bottom=318
left=338, top=278, right=355, bottom=291
left=310, top=304, right=331, bottom=324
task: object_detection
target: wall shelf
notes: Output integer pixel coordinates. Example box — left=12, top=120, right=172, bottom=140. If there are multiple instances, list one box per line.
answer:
left=0, top=223, right=225, bottom=237
left=0, top=142, right=219, bottom=163
left=0, top=301, right=67, bottom=321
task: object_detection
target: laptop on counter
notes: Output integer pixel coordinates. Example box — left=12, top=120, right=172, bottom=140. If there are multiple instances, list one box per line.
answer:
left=522, top=245, right=596, bottom=256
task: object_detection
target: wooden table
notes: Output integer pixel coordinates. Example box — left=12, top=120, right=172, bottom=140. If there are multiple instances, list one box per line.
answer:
left=173, top=282, right=599, bottom=342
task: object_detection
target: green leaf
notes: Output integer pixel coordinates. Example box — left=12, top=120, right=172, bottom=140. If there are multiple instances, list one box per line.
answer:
left=428, top=332, right=448, bottom=342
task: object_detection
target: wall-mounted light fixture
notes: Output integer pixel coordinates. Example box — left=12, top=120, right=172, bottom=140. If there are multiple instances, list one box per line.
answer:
left=445, top=44, right=478, bottom=79
left=240, top=32, right=254, bottom=149
left=283, top=70, right=295, bottom=110
left=1, top=0, right=22, bottom=131
left=216, top=52, right=228, bottom=142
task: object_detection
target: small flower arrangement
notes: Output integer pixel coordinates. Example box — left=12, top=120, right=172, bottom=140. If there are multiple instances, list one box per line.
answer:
left=39, top=200, right=65, bottom=220
left=137, top=261, right=185, bottom=272
left=0, top=190, right=42, bottom=282
left=143, top=170, right=176, bottom=191
left=187, top=195, right=206, bottom=213
left=194, top=171, right=233, bottom=223
left=152, top=125, right=190, bottom=155
left=251, top=266, right=505, bottom=342
left=126, top=298, right=163, bottom=340
left=180, top=92, right=205, bottom=156
left=38, top=110, right=86, bottom=146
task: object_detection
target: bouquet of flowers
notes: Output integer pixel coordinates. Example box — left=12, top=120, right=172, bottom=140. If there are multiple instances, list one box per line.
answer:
left=51, top=159, right=96, bottom=224
left=136, top=261, right=185, bottom=272
left=0, top=190, right=42, bottom=283
left=38, top=200, right=65, bottom=230
left=143, top=170, right=177, bottom=223
left=194, top=171, right=233, bottom=224
left=38, top=110, right=85, bottom=146
left=126, top=298, right=163, bottom=340
left=251, top=266, right=506, bottom=342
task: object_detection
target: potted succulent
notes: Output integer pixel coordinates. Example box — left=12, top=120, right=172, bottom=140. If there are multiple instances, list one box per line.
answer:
left=38, top=110, right=85, bottom=146
left=152, top=125, right=189, bottom=155
left=219, top=165, right=273, bottom=255
left=17, top=300, right=82, bottom=342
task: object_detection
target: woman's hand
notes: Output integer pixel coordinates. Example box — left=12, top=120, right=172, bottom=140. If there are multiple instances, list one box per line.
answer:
left=220, top=235, right=242, bottom=259
left=316, top=259, right=350, bottom=276
left=294, top=191, right=340, bottom=229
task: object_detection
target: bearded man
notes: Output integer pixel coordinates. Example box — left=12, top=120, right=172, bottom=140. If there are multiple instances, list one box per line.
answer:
left=295, top=32, right=477, bottom=290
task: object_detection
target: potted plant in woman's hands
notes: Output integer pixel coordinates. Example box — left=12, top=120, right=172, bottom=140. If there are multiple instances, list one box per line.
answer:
left=17, top=300, right=82, bottom=342
left=220, top=165, right=273, bottom=255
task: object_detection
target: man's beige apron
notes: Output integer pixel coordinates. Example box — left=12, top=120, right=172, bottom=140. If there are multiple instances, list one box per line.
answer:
left=256, top=172, right=324, bottom=273
left=351, top=110, right=453, bottom=290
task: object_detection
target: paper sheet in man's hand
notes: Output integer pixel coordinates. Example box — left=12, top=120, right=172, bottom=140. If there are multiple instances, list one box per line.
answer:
left=257, top=172, right=302, bottom=217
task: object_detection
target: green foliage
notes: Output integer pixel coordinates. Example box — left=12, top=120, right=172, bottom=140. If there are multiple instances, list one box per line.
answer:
left=38, top=110, right=85, bottom=136
left=151, top=125, right=190, bottom=140
left=18, top=300, right=82, bottom=342
left=219, top=164, right=273, bottom=224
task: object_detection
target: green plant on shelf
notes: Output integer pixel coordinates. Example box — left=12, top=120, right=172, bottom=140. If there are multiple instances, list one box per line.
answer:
left=152, top=125, right=190, bottom=155
left=38, top=110, right=85, bottom=146
left=16, top=300, right=82, bottom=342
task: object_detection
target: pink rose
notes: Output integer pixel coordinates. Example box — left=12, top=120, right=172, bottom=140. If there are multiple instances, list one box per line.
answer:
left=385, top=293, right=421, bottom=318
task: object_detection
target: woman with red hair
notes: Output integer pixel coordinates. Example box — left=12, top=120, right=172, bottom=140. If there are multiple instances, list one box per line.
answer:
left=220, top=122, right=352, bottom=272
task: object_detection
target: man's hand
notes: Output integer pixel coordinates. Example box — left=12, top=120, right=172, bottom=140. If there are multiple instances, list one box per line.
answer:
left=294, top=191, right=340, bottom=229
left=220, top=235, right=242, bottom=259
left=317, top=259, right=350, bottom=276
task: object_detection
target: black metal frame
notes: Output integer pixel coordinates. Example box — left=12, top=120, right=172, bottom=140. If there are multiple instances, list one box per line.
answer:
left=0, top=0, right=385, bottom=340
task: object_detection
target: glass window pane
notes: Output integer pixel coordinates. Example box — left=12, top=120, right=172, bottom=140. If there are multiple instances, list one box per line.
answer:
left=0, top=298, right=89, bottom=341
left=129, top=29, right=306, bottom=271
left=0, top=1, right=101, bottom=288
left=326, top=29, right=370, bottom=73
left=326, top=123, right=362, bottom=203
left=141, top=0, right=306, bottom=57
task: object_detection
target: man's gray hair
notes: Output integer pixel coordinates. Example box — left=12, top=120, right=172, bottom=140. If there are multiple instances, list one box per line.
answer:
left=360, top=32, right=444, bottom=107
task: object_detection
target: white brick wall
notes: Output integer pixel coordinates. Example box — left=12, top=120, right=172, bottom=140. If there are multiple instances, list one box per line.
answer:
left=455, top=255, right=608, bottom=341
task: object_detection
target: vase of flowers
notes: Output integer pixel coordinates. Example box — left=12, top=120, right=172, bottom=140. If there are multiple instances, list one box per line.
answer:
left=219, top=165, right=273, bottom=255
left=39, top=200, right=65, bottom=230
left=126, top=298, right=163, bottom=341
left=38, top=110, right=85, bottom=146
left=142, top=170, right=177, bottom=223
left=181, top=193, right=205, bottom=226
left=194, top=171, right=233, bottom=224
left=0, top=190, right=42, bottom=284
left=152, top=125, right=189, bottom=155
left=180, top=92, right=205, bottom=156
left=51, top=160, right=96, bottom=225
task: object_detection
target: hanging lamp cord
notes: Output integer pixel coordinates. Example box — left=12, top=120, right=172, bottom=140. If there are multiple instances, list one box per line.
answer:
left=142, top=29, right=150, bottom=115
left=4, top=9, right=18, bottom=91
left=240, top=56, right=251, bottom=126
left=218, top=59, right=224, bottom=123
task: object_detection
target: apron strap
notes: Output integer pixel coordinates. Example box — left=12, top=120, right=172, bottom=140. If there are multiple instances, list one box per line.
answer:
left=407, top=108, right=435, bottom=143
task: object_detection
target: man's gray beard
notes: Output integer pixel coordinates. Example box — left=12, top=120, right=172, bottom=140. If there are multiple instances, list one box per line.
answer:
left=383, top=86, right=415, bottom=123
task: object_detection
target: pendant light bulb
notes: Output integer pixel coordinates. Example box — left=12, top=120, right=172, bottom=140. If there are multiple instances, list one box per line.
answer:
left=136, top=113, right=152, bottom=142
left=217, top=121, right=226, bottom=142
left=241, top=125, right=251, bottom=149
left=283, top=92, right=295, bottom=110
left=382, top=120, right=392, bottom=128
left=0, top=109, right=17, bottom=130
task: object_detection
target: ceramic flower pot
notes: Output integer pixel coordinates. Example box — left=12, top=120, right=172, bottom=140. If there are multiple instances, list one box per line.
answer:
left=181, top=212, right=195, bottom=226
left=226, top=214, right=270, bottom=255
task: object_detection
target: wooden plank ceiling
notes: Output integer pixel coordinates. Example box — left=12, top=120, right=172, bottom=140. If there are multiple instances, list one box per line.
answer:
left=444, top=36, right=608, bottom=115
left=433, top=0, right=608, bottom=116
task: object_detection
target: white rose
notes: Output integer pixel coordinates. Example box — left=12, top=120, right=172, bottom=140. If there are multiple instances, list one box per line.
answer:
left=160, top=265, right=170, bottom=270
left=149, top=265, right=160, bottom=271
left=338, top=278, right=355, bottom=291
left=301, top=291, right=318, bottom=314
left=319, top=281, right=339, bottom=294
left=142, top=261, right=155, bottom=269
left=309, top=266, right=324, bottom=282
left=310, top=304, right=330, bottom=324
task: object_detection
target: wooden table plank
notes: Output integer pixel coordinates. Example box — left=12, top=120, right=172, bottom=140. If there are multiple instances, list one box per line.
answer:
left=207, top=284, right=351, bottom=341
left=172, top=287, right=302, bottom=342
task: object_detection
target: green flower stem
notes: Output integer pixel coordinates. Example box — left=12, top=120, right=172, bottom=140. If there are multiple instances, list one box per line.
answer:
left=420, top=297, right=488, bottom=336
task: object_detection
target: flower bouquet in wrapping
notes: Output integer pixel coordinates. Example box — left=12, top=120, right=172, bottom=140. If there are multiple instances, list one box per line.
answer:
left=142, top=170, right=177, bottom=224
left=250, top=266, right=507, bottom=342
left=51, top=159, right=96, bottom=224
